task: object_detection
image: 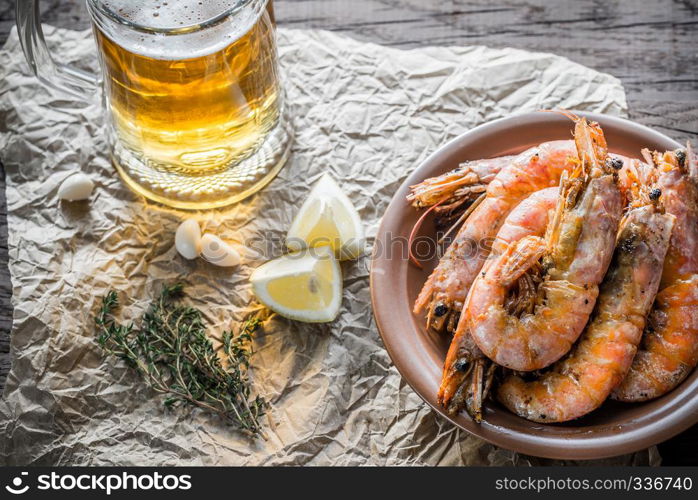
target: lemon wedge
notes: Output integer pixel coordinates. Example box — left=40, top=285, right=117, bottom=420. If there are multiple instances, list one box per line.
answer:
left=250, top=247, right=342, bottom=323
left=286, top=173, right=364, bottom=260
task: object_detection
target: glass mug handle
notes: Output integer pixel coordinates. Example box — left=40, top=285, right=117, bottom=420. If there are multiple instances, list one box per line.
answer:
left=16, top=0, right=100, bottom=99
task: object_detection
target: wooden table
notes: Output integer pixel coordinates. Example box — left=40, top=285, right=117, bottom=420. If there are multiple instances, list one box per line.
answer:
left=1, top=0, right=696, bottom=465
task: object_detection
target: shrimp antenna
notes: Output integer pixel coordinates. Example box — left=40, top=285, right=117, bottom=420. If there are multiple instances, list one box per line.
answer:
left=539, top=108, right=581, bottom=123
left=539, top=108, right=578, bottom=120
left=687, top=141, right=697, bottom=181
left=408, top=196, right=449, bottom=269
left=641, top=148, right=655, bottom=167
left=437, top=193, right=485, bottom=245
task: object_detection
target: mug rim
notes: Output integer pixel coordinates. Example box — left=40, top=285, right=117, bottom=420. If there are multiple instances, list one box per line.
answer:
left=86, top=0, right=258, bottom=35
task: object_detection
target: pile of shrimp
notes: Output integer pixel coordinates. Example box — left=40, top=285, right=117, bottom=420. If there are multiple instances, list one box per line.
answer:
left=407, top=111, right=698, bottom=423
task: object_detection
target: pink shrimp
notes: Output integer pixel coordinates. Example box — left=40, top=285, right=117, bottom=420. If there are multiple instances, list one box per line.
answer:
left=613, top=145, right=698, bottom=401
left=413, top=140, right=580, bottom=334
left=407, top=155, right=515, bottom=227
left=497, top=200, right=674, bottom=422
left=437, top=187, right=559, bottom=419
left=463, top=117, right=623, bottom=371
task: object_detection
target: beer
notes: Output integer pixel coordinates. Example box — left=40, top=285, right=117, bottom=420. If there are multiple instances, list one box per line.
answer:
left=91, top=0, right=288, bottom=207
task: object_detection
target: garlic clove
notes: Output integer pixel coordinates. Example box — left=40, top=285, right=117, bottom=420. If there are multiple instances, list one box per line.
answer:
left=201, top=233, right=241, bottom=267
left=175, top=219, right=202, bottom=260
left=58, top=172, right=94, bottom=201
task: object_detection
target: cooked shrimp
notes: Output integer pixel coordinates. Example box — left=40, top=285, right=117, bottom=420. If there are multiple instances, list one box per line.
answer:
left=438, top=187, right=559, bottom=419
left=498, top=201, right=674, bottom=422
left=408, top=155, right=514, bottom=225
left=463, top=117, right=622, bottom=371
left=414, top=140, right=579, bottom=333
left=409, top=147, right=632, bottom=213
left=613, top=146, right=698, bottom=401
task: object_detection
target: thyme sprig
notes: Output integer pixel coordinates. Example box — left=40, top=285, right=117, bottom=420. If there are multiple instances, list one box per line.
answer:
left=96, top=283, right=267, bottom=436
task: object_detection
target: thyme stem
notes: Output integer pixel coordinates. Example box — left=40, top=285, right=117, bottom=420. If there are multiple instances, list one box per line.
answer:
left=95, top=284, right=267, bottom=436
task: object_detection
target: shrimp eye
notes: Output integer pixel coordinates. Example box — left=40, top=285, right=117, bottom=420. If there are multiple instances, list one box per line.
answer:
left=620, top=236, right=637, bottom=253
left=675, top=149, right=687, bottom=168
left=454, top=360, right=469, bottom=372
left=649, top=188, right=662, bottom=201
left=434, top=304, right=448, bottom=317
left=607, top=157, right=624, bottom=170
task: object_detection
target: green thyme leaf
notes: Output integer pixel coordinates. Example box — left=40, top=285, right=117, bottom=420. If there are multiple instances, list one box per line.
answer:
left=96, top=284, right=267, bottom=436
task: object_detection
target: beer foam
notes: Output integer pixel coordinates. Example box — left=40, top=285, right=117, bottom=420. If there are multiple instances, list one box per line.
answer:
left=95, top=0, right=265, bottom=59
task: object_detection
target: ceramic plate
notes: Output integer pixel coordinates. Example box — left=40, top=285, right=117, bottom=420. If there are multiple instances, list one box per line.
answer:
left=370, top=111, right=698, bottom=459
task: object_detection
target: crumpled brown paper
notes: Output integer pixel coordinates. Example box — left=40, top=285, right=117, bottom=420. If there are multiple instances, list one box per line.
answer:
left=0, top=25, right=658, bottom=466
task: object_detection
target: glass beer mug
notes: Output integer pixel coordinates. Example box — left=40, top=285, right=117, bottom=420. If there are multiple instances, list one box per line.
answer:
left=16, top=0, right=291, bottom=209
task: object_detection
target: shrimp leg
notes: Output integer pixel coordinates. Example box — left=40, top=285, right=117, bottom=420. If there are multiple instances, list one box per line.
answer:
left=613, top=146, right=698, bottom=401
left=498, top=203, right=674, bottom=423
left=464, top=117, right=623, bottom=371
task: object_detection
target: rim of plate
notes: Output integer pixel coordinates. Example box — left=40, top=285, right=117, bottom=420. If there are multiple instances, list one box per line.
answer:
left=369, top=111, right=695, bottom=459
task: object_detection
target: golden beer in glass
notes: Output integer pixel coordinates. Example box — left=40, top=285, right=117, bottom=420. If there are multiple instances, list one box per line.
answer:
left=17, top=0, right=291, bottom=209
